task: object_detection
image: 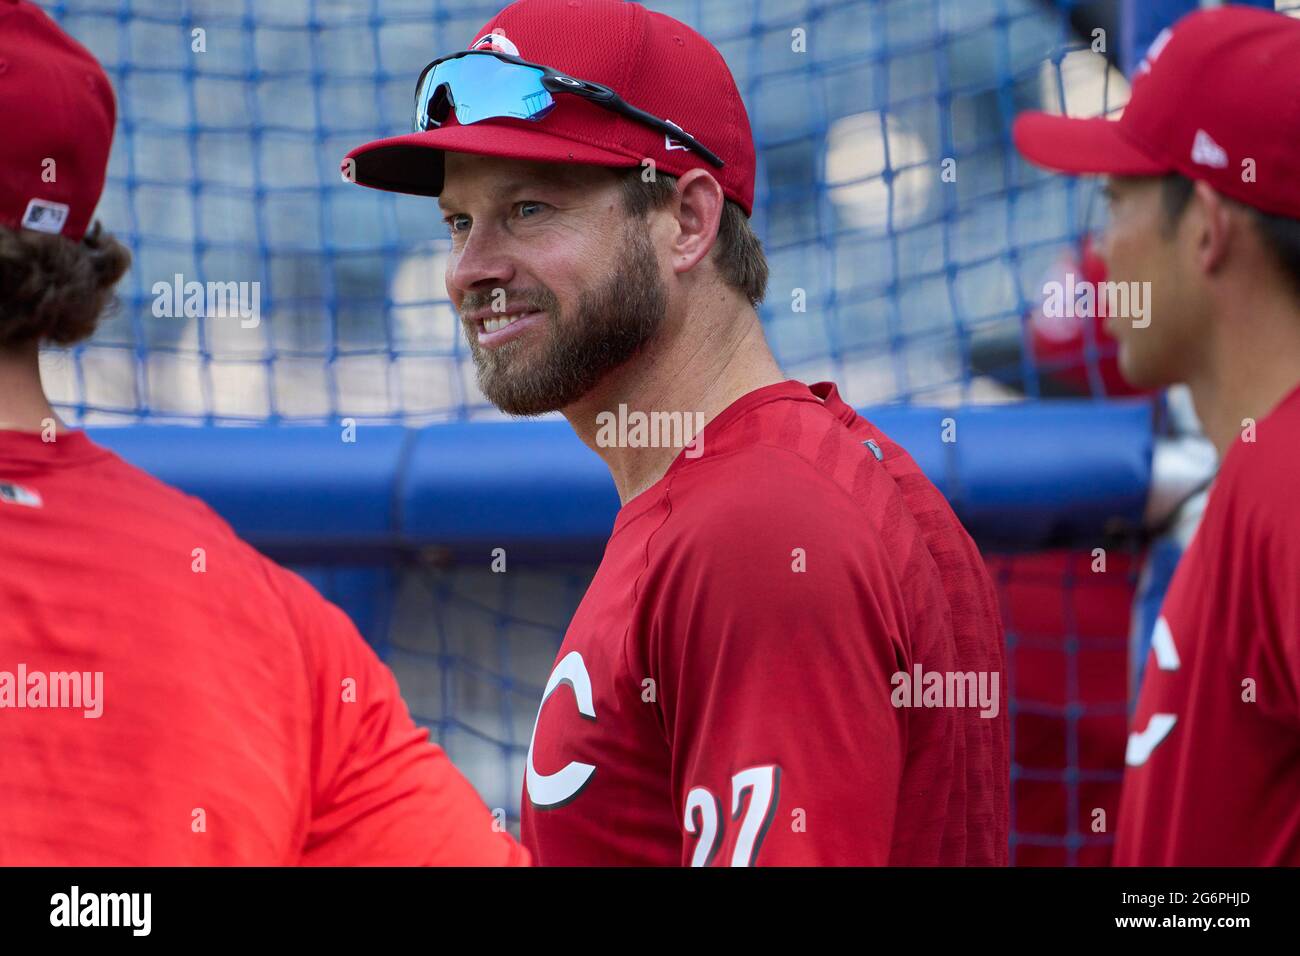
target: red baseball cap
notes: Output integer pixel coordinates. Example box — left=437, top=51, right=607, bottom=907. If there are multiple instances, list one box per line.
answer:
left=342, top=0, right=756, bottom=216
left=0, top=0, right=116, bottom=241
left=1013, top=6, right=1300, bottom=220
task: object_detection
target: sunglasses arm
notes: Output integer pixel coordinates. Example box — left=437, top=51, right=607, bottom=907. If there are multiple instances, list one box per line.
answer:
left=537, top=74, right=723, bottom=168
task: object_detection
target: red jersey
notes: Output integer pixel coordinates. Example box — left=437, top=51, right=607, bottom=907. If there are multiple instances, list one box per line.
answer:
left=521, top=380, right=1008, bottom=865
left=0, top=428, right=526, bottom=866
left=1116, top=383, right=1300, bottom=865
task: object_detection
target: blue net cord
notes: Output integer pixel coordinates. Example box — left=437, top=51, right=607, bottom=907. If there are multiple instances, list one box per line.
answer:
left=43, top=0, right=1135, bottom=424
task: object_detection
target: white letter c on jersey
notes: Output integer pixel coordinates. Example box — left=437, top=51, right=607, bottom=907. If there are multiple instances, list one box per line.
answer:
left=526, top=650, right=597, bottom=808
left=1125, top=616, right=1180, bottom=767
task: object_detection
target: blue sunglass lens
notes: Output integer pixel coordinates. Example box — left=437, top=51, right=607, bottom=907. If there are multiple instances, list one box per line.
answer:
left=415, top=55, right=555, bottom=130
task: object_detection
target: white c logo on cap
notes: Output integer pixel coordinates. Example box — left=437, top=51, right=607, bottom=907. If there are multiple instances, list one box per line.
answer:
left=471, top=30, right=520, bottom=57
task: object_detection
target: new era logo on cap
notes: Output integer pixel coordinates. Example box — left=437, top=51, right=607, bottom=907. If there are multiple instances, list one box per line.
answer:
left=20, top=198, right=71, bottom=235
left=663, top=119, right=691, bottom=153
left=1190, top=129, right=1227, bottom=170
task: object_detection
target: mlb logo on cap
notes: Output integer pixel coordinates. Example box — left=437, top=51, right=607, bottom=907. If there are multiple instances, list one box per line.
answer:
left=0, top=0, right=116, bottom=241
left=20, top=198, right=72, bottom=235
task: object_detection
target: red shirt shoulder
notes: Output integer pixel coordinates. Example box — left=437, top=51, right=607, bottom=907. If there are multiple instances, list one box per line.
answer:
left=1115, top=383, right=1300, bottom=864
left=522, top=381, right=1006, bottom=865
left=0, top=432, right=525, bottom=866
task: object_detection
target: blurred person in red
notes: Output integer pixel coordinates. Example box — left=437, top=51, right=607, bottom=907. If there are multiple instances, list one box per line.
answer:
left=0, top=0, right=525, bottom=866
left=1015, top=5, right=1300, bottom=865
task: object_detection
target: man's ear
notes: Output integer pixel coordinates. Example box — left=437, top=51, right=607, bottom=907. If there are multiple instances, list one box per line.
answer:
left=668, top=168, right=725, bottom=276
left=1190, top=179, right=1233, bottom=276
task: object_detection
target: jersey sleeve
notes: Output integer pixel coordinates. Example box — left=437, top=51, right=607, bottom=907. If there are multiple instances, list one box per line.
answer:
left=268, top=564, right=529, bottom=866
left=1251, top=489, right=1300, bottom=723
left=1212, top=436, right=1300, bottom=726
left=639, top=470, right=911, bottom=866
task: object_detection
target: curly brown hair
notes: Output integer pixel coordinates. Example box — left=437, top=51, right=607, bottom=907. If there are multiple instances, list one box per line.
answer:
left=0, top=221, right=132, bottom=351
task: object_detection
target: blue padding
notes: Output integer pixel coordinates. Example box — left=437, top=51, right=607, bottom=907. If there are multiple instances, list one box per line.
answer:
left=870, top=402, right=1153, bottom=549
left=400, top=421, right=622, bottom=550
left=92, top=425, right=409, bottom=550
left=89, top=400, right=1152, bottom=559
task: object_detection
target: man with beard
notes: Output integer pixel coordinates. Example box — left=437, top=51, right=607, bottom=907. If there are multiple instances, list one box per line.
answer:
left=345, top=0, right=1007, bottom=865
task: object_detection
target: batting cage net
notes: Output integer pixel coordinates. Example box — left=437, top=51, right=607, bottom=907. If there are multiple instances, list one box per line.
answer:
left=42, top=0, right=1287, bottom=863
